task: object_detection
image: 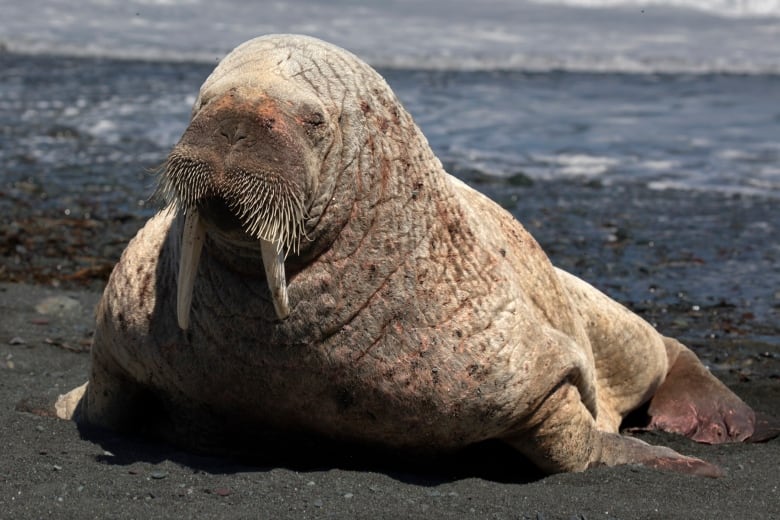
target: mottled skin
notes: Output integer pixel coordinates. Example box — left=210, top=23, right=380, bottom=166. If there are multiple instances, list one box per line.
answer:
left=56, top=35, right=767, bottom=476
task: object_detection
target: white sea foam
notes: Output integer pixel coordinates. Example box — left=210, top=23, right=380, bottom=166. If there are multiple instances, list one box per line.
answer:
left=1, top=0, right=779, bottom=73
left=647, top=179, right=778, bottom=197
left=529, top=0, right=780, bottom=17
left=532, top=154, right=621, bottom=178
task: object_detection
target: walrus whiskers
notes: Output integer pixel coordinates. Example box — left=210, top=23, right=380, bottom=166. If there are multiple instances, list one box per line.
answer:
left=225, top=171, right=307, bottom=255
left=158, top=152, right=215, bottom=210
left=159, top=158, right=306, bottom=327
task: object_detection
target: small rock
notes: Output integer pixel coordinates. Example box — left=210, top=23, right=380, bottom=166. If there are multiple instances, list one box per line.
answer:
left=149, top=471, right=167, bottom=480
left=53, top=465, right=62, bottom=471
left=213, top=487, right=232, bottom=497
left=35, top=296, right=81, bottom=316
left=343, top=493, right=354, bottom=499
left=313, top=499, right=323, bottom=508
left=8, top=337, right=26, bottom=345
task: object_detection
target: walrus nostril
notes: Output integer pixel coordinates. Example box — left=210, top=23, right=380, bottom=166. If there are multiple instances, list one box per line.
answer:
left=218, top=118, right=248, bottom=145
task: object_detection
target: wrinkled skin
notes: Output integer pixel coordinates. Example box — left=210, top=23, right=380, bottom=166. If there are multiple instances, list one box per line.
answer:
left=55, top=35, right=773, bottom=477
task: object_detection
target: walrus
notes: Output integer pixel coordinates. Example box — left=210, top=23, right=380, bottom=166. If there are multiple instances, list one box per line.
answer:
left=55, top=34, right=775, bottom=477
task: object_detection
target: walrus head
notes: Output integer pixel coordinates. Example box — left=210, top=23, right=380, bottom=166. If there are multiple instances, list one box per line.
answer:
left=156, top=42, right=341, bottom=329
left=156, top=35, right=428, bottom=330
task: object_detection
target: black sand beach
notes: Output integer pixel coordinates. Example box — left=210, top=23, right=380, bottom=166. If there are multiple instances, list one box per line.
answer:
left=2, top=179, right=779, bottom=519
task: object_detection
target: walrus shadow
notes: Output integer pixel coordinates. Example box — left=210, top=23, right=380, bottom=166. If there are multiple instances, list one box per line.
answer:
left=78, top=420, right=545, bottom=485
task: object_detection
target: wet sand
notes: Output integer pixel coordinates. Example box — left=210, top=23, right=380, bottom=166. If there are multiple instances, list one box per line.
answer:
left=1, top=181, right=779, bottom=519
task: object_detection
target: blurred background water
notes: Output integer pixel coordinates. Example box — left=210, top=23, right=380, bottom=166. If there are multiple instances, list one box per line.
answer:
left=2, top=0, right=779, bottom=217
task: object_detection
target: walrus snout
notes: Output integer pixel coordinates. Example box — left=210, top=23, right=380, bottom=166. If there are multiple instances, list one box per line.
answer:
left=159, top=92, right=323, bottom=329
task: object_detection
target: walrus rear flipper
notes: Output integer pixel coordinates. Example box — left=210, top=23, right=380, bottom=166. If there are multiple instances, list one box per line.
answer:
left=504, top=381, right=723, bottom=477
left=642, top=338, right=776, bottom=444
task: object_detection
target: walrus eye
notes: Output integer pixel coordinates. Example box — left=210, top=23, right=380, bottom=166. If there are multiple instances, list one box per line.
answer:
left=302, top=110, right=325, bottom=128
left=303, top=111, right=327, bottom=141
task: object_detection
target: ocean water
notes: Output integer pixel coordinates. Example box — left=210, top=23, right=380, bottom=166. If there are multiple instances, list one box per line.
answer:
left=2, top=0, right=779, bottom=212
left=1, top=1, right=779, bottom=329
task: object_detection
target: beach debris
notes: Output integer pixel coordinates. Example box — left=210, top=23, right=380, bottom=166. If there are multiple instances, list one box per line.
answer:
left=63, top=264, right=114, bottom=282
left=213, top=487, right=232, bottom=497
left=35, top=295, right=81, bottom=315
left=0, top=214, right=136, bottom=288
left=44, top=337, right=88, bottom=353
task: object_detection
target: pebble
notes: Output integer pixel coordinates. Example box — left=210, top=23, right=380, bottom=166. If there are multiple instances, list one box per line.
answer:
left=8, top=336, right=26, bottom=345
left=34, top=295, right=81, bottom=316
left=149, top=471, right=167, bottom=480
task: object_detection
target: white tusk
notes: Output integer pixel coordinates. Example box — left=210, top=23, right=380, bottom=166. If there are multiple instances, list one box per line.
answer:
left=177, top=208, right=205, bottom=330
left=260, top=239, right=290, bottom=320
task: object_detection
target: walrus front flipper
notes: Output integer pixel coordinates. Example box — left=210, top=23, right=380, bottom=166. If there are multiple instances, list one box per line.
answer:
left=54, top=382, right=88, bottom=420
left=597, top=433, right=723, bottom=477
left=504, top=382, right=722, bottom=477
left=643, top=338, right=768, bottom=444
left=749, top=413, right=780, bottom=443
